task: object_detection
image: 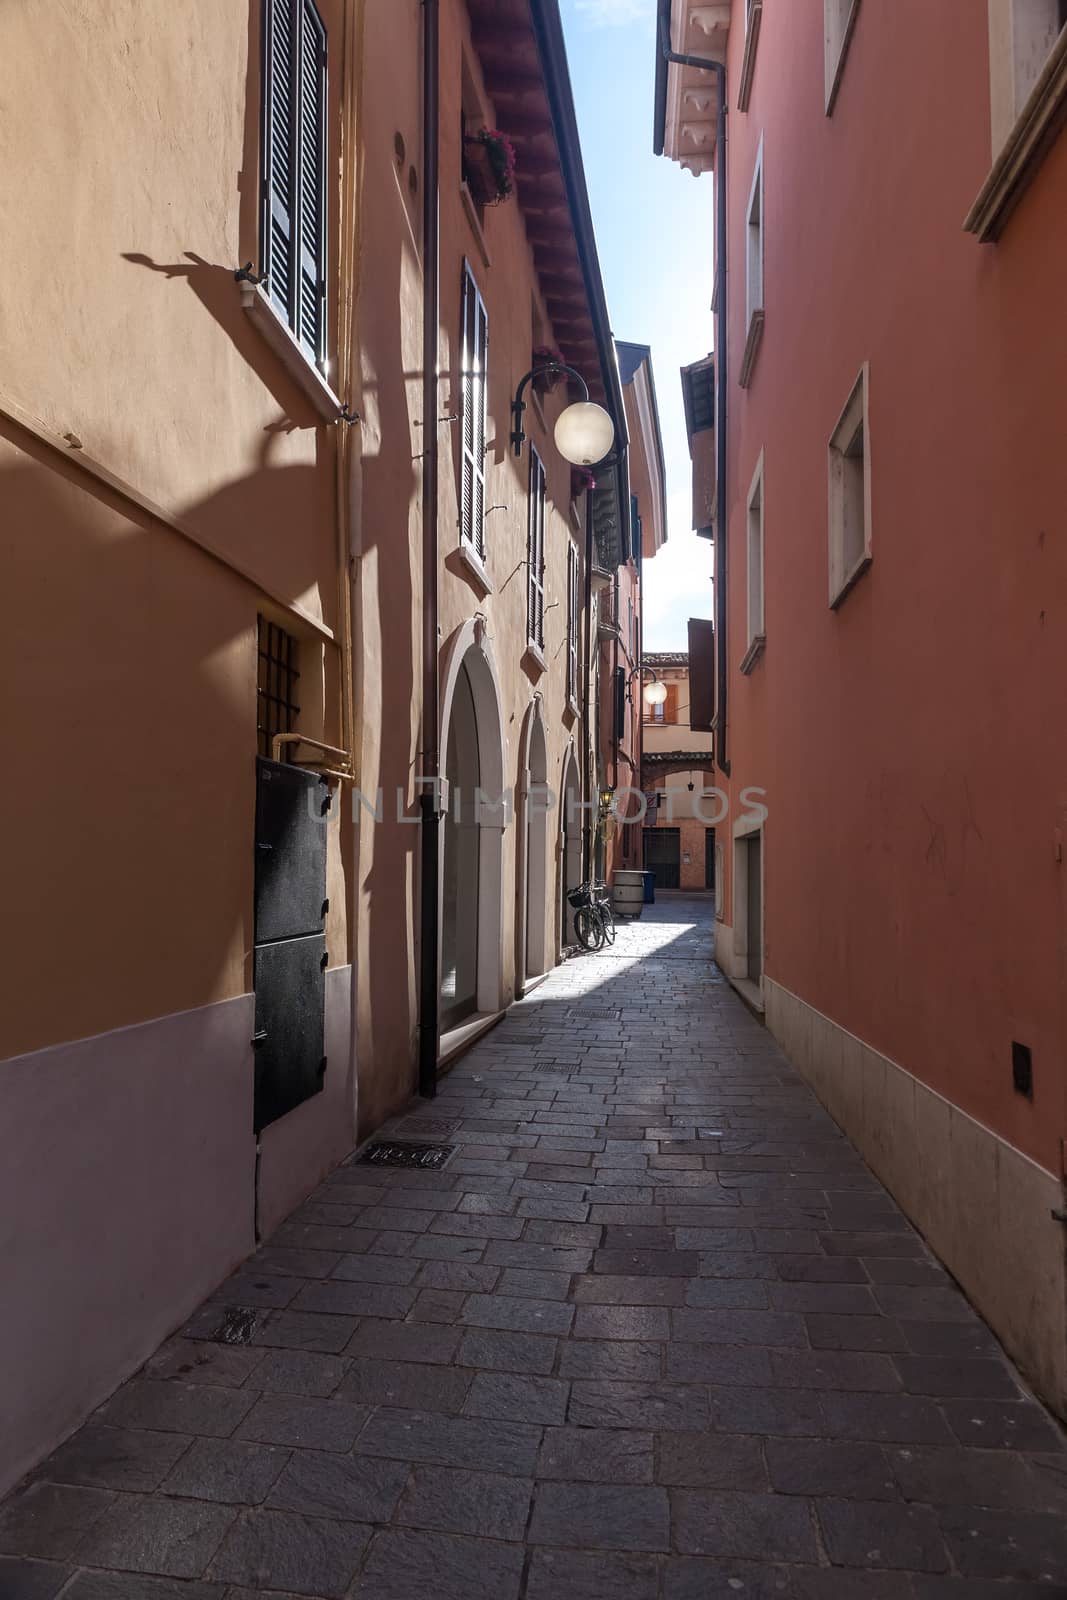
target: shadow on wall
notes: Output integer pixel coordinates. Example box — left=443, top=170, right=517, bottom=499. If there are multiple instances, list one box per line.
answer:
left=0, top=417, right=347, bottom=1059
left=350, top=199, right=420, bottom=1138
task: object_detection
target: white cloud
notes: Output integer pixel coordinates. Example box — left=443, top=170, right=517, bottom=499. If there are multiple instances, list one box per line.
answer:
left=574, top=0, right=649, bottom=27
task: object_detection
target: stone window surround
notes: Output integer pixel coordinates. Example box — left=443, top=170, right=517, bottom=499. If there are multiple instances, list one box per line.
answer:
left=824, top=0, right=862, bottom=116
left=827, top=361, right=871, bottom=610
left=965, top=0, right=1067, bottom=240
left=741, top=448, right=765, bottom=675
left=739, top=134, right=765, bottom=390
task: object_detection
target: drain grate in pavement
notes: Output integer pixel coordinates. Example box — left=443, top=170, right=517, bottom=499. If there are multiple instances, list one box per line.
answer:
left=207, top=1306, right=260, bottom=1345
left=534, top=1064, right=576, bottom=1074
left=358, top=1140, right=456, bottom=1171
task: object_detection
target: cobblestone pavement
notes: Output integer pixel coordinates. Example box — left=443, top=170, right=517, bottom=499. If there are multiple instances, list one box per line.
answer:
left=4, top=895, right=1067, bottom=1598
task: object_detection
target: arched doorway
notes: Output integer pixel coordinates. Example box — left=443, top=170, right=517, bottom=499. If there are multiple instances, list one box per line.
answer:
left=517, top=699, right=549, bottom=987
left=559, top=746, right=582, bottom=952
left=439, top=621, right=506, bottom=1032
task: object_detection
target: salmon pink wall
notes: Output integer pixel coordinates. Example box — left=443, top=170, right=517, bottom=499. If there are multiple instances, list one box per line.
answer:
left=720, top=0, right=1067, bottom=1175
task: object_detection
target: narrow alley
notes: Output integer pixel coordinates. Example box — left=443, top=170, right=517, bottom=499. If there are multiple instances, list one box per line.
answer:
left=3, top=897, right=1066, bottom=1598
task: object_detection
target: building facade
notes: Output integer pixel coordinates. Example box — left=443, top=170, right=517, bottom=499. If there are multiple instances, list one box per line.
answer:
left=641, top=653, right=716, bottom=893
left=0, top=0, right=630, bottom=1492
left=656, top=0, right=1067, bottom=1415
left=593, top=342, right=668, bottom=888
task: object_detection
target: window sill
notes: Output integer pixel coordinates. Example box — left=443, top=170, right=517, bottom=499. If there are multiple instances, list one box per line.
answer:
left=829, top=551, right=871, bottom=610
left=825, top=0, right=862, bottom=115
left=737, top=0, right=762, bottom=111
left=566, top=696, right=581, bottom=721
left=964, top=30, right=1067, bottom=241
left=458, top=537, right=493, bottom=595
left=460, top=182, right=492, bottom=268
left=738, top=309, right=765, bottom=389
left=739, top=634, right=766, bottom=675
left=522, top=641, right=547, bottom=677
left=239, top=282, right=342, bottom=422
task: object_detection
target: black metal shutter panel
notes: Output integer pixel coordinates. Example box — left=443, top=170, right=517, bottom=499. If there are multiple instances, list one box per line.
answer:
left=263, top=0, right=295, bottom=321
left=688, top=617, right=716, bottom=733
left=297, top=0, right=327, bottom=360
left=253, top=934, right=326, bottom=1132
left=254, top=760, right=328, bottom=942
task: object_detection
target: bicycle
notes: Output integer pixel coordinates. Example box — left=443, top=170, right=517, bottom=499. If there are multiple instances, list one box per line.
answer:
left=568, top=880, right=616, bottom=950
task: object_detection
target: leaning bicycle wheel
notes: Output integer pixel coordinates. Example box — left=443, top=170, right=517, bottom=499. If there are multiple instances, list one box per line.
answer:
left=574, top=905, right=605, bottom=951
left=599, top=898, right=616, bottom=944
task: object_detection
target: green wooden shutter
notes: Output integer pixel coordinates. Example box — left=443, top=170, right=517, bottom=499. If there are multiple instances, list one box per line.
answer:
left=262, top=0, right=327, bottom=362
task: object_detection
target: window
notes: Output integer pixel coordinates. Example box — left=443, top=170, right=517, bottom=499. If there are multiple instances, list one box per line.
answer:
left=740, top=137, right=765, bottom=388
left=741, top=451, right=765, bottom=672
left=257, top=615, right=301, bottom=759
left=965, top=0, right=1067, bottom=239
left=738, top=0, right=763, bottom=111
left=828, top=364, right=871, bottom=608
left=261, top=0, right=328, bottom=365
left=527, top=448, right=546, bottom=652
left=824, top=0, right=861, bottom=114
left=460, top=262, right=489, bottom=559
left=567, top=541, right=579, bottom=707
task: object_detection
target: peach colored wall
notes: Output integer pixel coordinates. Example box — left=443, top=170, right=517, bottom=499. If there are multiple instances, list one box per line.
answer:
left=716, top=0, right=1067, bottom=1175
left=352, top=0, right=593, bottom=1129
left=0, top=0, right=352, bottom=1059
left=0, top=0, right=357, bottom=1488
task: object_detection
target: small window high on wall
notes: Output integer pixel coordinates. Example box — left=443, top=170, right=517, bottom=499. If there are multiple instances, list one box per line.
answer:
left=828, top=365, right=871, bottom=608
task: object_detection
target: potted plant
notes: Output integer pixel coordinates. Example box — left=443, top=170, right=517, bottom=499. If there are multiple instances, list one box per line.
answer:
left=463, top=128, right=517, bottom=207
left=532, top=345, right=567, bottom=395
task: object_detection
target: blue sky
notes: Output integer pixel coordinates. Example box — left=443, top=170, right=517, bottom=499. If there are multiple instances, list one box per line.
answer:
left=560, top=0, right=715, bottom=650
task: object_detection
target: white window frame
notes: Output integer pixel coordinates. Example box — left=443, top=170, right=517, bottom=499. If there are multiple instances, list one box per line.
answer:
left=526, top=447, right=546, bottom=657
left=459, top=260, right=489, bottom=568
left=566, top=540, right=580, bottom=710
left=965, top=0, right=1067, bottom=239
left=827, top=363, right=871, bottom=609
left=741, top=449, right=765, bottom=673
left=739, top=136, right=765, bottom=388
left=738, top=0, right=764, bottom=111
left=824, top=0, right=862, bottom=115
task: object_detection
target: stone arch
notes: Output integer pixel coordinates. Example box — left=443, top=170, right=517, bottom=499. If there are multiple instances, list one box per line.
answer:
left=558, top=742, right=582, bottom=952
left=516, top=696, right=550, bottom=988
left=438, top=617, right=507, bottom=1027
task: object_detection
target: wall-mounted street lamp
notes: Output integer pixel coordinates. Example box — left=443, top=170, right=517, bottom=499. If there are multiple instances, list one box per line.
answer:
left=511, top=363, right=615, bottom=465
left=628, top=663, right=668, bottom=707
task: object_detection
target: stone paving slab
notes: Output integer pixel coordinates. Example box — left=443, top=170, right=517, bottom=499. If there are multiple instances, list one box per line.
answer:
left=3, top=897, right=1067, bottom=1596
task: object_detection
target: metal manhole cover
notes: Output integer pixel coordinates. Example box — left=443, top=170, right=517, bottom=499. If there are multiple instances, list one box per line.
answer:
left=208, top=1306, right=260, bottom=1345
left=358, top=1140, right=456, bottom=1170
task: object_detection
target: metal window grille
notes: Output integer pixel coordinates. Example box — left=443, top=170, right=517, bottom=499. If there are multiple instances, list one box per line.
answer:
left=257, top=616, right=301, bottom=759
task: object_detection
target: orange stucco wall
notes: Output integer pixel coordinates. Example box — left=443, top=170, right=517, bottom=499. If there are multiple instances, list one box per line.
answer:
left=716, top=0, right=1067, bottom=1176
left=0, top=0, right=351, bottom=1060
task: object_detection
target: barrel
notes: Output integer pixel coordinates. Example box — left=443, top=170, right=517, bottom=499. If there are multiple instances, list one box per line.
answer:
left=613, top=869, right=645, bottom=919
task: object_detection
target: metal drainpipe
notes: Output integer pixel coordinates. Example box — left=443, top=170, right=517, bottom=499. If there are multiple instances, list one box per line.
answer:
left=417, top=0, right=441, bottom=1099
left=658, top=23, right=730, bottom=776
left=581, top=484, right=595, bottom=883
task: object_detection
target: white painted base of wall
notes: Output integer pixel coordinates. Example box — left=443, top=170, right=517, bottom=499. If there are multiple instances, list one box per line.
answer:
left=763, top=976, right=1067, bottom=1420
left=0, top=968, right=356, bottom=1496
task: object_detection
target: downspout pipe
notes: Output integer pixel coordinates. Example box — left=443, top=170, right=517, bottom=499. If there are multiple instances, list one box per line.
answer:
left=418, top=0, right=441, bottom=1099
left=653, top=2, right=730, bottom=776
left=581, top=485, right=595, bottom=883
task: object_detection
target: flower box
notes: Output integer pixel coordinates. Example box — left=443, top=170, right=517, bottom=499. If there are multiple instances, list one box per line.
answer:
left=463, top=128, right=517, bottom=207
